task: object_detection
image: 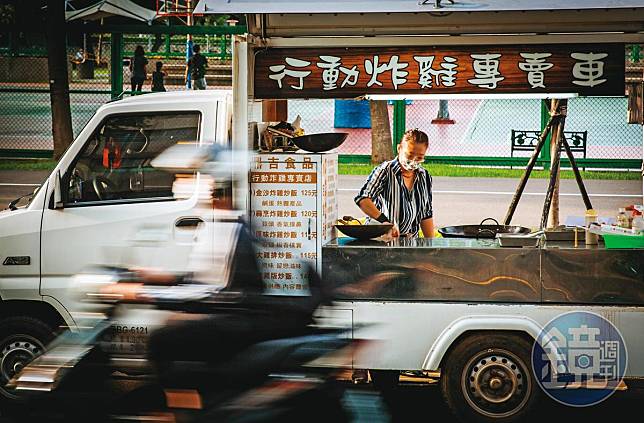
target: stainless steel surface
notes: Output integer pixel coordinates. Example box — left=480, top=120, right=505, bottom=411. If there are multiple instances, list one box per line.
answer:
left=322, top=239, right=644, bottom=305
left=323, top=237, right=541, bottom=302
left=541, top=245, right=644, bottom=305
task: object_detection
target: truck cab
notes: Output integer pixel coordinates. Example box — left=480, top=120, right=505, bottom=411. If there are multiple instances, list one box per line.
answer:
left=0, top=90, right=232, bottom=402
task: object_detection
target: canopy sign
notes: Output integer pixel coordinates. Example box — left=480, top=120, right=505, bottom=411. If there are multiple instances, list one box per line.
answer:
left=254, top=44, right=625, bottom=98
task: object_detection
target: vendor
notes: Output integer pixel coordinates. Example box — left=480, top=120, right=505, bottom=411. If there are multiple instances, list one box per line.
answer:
left=354, top=129, right=434, bottom=238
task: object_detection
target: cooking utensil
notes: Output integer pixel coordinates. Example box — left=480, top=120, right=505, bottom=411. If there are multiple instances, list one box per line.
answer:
left=544, top=227, right=576, bottom=241
left=438, top=217, right=531, bottom=239
left=496, top=233, right=540, bottom=248
left=335, top=223, right=393, bottom=240
left=291, top=132, right=348, bottom=153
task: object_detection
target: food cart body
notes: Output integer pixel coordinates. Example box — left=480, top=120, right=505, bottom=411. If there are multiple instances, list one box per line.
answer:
left=214, top=1, right=644, bottom=418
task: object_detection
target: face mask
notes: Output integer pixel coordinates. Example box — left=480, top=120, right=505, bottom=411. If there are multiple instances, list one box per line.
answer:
left=399, top=155, right=422, bottom=171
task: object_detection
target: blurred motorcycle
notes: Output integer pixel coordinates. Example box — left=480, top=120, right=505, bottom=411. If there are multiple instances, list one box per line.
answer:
left=9, top=263, right=358, bottom=422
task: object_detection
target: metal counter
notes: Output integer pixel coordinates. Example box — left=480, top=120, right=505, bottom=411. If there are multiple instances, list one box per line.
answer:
left=322, top=238, right=644, bottom=305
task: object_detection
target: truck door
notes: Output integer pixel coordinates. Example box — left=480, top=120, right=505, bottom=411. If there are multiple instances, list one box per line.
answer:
left=40, top=111, right=212, bottom=311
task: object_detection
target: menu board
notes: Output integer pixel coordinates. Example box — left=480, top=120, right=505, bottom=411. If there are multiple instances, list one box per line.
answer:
left=250, top=153, right=337, bottom=296
left=321, top=154, right=338, bottom=244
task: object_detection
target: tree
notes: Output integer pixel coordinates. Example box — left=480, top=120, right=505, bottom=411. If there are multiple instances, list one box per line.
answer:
left=46, top=0, right=74, bottom=160
left=369, top=100, right=394, bottom=165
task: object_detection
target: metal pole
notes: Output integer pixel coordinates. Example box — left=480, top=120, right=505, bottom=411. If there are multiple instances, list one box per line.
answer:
left=392, top=100, right=406, bottom=156
left=539, top=99, right=552, bottom=169
left=561, top=136, right=593, bottom=210
left=110, top=32, right=123, bottom=100
left=186, top=0, right=193, bottom=89
left=503, top=100, right=559, bottom=225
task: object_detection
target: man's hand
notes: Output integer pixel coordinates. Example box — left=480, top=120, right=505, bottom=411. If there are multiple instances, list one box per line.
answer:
left=387, top=223, right=400, bottom=238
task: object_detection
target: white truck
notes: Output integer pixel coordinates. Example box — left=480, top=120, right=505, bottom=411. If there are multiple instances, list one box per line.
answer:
left=0, top=90, right=232, bottom=403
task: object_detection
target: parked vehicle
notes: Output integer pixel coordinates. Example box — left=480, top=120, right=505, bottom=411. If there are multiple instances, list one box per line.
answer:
left=0, top=90, right=232, bottom=404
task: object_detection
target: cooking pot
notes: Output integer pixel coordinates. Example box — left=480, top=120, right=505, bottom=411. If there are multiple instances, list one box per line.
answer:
left=438, top=218, right=531, bottom=239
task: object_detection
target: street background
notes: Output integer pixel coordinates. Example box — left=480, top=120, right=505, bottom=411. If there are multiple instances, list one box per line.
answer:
left=2, top=170, right=640, bottom=228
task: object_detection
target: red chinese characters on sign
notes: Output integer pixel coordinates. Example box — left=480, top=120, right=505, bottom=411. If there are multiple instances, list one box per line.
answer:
left=254, top=44, right=625, bottom=98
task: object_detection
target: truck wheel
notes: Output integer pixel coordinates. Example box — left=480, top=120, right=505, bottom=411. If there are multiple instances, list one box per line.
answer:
left=0, top=316, right=55, bottom=405
left=440, top=334, right=541, bottom=423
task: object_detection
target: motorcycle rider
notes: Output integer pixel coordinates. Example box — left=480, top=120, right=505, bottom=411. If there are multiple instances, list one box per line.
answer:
left=137, top=145, right=328, bottom=367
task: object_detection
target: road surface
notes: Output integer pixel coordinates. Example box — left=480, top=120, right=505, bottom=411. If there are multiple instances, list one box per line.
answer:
left=1, top=171, right=641, bottom=228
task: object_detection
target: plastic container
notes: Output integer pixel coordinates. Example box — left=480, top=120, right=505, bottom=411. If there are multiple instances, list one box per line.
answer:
left=602, top=233, right=644, bottom=249
left=584, top=209, right=598, bottom=245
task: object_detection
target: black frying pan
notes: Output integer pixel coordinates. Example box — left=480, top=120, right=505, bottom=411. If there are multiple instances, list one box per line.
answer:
left=335, top=223, right=394, bottom=240
left=438, top=218, right=531, bottom=239
left=291, top=133, right=348, bottom=153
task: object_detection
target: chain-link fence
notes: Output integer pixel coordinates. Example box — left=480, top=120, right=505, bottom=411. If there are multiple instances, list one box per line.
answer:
left=2, top=33, right=642, bottom=168
left=0, top=31, right=234, bottom=153
left=289, top=97, right=642, bottom=167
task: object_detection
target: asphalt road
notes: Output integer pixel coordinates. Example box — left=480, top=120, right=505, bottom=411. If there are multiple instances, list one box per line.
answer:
left=1, top=381, right=642, bottom=422
left=339, top=174, right=641, bottom=228
left=0, top=170, right=50, bottom=209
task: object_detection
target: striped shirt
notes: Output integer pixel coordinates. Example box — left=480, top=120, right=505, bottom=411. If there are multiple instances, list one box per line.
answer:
left=354, top=158, right=433, bottom=237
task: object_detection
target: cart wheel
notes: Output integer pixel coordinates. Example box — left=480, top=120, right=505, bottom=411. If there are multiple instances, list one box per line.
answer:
left=440, top=333, right=542, bottom=423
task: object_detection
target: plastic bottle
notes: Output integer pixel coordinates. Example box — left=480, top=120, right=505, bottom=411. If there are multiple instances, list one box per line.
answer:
left=617, top=208, right=630, bottom=229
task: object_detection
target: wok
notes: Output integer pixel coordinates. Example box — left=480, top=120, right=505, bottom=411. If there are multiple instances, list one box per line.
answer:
left=438, top=218, right=531, bottom=239
left=292, top=132, right=348, bottom=153
left=335, top=223, right=393, bottom=240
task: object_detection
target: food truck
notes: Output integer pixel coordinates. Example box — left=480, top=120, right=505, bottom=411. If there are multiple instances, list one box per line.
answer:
left=194, top=0, right=644, bottom=421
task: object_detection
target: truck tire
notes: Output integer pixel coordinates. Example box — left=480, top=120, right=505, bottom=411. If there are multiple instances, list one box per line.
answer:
left=440, top=333, right=542, bottom=423
left=0, top=316, right=55, bottom=407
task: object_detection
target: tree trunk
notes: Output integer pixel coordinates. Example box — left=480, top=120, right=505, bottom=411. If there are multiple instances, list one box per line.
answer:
left=369, top=100, right=394, bottom=165
left=47, top=0, right=73, bottom=161
left=547, top=99, right=568, bottom=228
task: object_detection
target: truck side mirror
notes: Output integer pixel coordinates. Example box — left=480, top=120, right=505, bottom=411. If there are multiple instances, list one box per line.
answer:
left=53, top=170, right=64, bottom=209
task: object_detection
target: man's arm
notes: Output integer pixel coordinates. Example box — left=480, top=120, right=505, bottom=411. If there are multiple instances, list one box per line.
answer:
left=420, top=218, right=435, bottom=238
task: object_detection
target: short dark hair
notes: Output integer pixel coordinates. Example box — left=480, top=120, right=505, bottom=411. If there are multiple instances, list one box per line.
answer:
left=401, top=128, right=429, bottom=145
left=193, top=44, right=201, bottom=53
left=156, top=61, right=163, bottom=70
left=134, top=45, right=145, bottom=57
